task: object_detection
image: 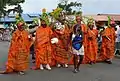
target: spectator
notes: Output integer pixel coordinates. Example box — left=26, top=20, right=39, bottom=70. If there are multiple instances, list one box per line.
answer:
left=115, top=25, right=120, bottom=55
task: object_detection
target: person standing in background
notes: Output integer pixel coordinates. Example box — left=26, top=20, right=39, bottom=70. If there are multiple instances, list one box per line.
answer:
left=115, top=25, right=120, bottom=55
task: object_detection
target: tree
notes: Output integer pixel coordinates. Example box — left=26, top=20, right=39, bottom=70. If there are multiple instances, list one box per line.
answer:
left=0, top=0, right=25, bottom=18
left=7, top=0, right=25, bottom=5
left=0, top=0, right=8, bottom=18
left=7, top=4, right=23, bottom=16
left=57, top=0, right=82, bottom=15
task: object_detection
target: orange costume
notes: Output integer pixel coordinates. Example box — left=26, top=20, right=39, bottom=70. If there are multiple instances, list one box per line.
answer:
left=5, top=29, right=31, bottom=73
left=98, top=27, right=116, bottom=61
left=35, top=26, right=53, bottom=69
left=81, top=24, right=88, bottom=57
left=52, top=26, right=71, bottom=65
left=86, top=29, right=98, bottom=63
left=80, top=24, right=88, bottom=64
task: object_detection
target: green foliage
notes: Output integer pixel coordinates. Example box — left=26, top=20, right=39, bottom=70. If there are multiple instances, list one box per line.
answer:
left=57, top=0, right=82, bottom=15
left=7, top=0, right=25, bottom=5
left=50, top=8, right=63, bottom=19
left=0, top=0, right=8, bottom=17
left=41, top=12, right=49, bottom=26
left=87, top=17, right=94, bottom=26
left=7, top=4, right=23, bottom=16
left=108, top=16, right=111, bottom=27
left=15, top=14, right=28, bottom=29
left=0, top=0, right=25, bottom=18
left=15, top=14, right=24, bottom=24
left=33, top=18, right=39, bottom=25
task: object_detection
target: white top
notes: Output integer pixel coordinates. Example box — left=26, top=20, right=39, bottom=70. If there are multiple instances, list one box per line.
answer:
left=72, top=34, right=84, bottom=55
left=72, top=34, right=76, bottom=41
left=72, top=34, right=82, bottom=41
left=116, top=27, right=120, bottom=42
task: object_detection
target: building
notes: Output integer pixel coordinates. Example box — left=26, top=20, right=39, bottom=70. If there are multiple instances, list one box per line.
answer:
left=0, top=14, right=40, bottom=28
left=84, top=14, right=120, bottom=27
left=0, top=13, right=120, bottom=29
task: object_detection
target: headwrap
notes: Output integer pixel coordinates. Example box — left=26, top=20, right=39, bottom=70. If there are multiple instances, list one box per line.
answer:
left=50, top=8, right=63, bottom=20
left=15, top=14, right=27, bottom=29
left=87, top=17, right=94, bottom=26
left=15, top=14, right=24, bottom=25
left=41, top=8, right=49, bottom=25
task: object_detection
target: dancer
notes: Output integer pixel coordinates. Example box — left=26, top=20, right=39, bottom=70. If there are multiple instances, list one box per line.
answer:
left=72, top=24, right=84, bottom=73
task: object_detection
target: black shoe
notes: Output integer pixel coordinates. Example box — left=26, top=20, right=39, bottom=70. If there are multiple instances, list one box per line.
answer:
left=115, top=50, right=119, bottom=55
left=107, top=61, right=112, bottom=64
left=73, top=69, right=78, bottom=73
left=105, top=60, right=112, bottom=64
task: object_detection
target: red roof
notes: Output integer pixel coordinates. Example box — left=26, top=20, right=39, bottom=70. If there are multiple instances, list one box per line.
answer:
left=84, top=14, right=120, bottom=21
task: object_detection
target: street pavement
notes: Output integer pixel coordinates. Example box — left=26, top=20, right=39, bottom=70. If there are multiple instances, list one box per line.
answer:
left=0, top=42, right=120, bottom=81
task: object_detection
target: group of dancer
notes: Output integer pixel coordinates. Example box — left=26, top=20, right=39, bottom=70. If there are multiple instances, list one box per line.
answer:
left=0, top=14, right=116, bottom=75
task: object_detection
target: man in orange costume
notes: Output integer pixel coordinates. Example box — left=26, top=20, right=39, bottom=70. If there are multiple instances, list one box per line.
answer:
left=35, top=19, right=53, bottom=70
left=87, top=20, right=98, bottom=64
left=0, top=22, right=32, bottom=75
left=98, top=19, right=116, bottom=64
left=52, top=23, right=71, bottom=68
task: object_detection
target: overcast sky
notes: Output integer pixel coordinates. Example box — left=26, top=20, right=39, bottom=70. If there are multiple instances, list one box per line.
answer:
left=21, top=0, right=120, bottom=14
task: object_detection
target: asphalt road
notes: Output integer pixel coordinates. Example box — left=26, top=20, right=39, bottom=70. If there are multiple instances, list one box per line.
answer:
left=0, top=42, right=120, bottom=81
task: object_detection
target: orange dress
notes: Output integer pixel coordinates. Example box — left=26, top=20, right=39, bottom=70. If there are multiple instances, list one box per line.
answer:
left=81, top=24, right=88, bottom=62
left=52, top=26, right=71, bottom=64
left=35, top=26, right=53, bottom=69
left=98, top=27, right=116, bottom=61
left=86, top=29, right=98, bottom=63
left=6, top=29, right=31, bottom=72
